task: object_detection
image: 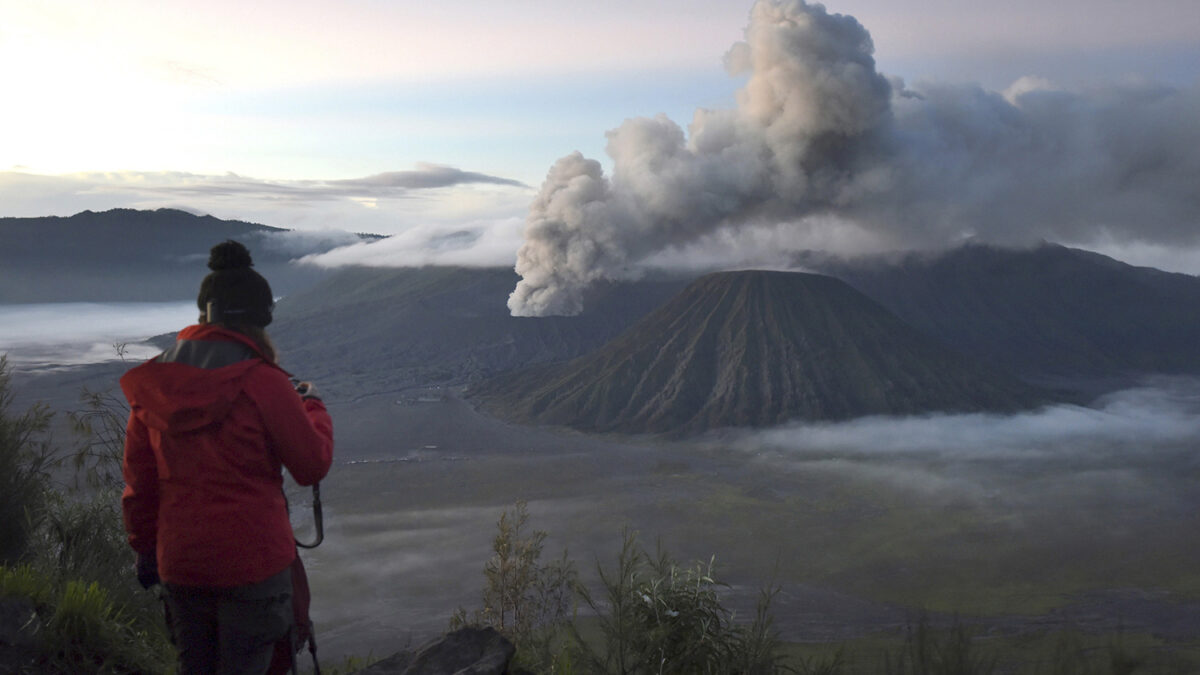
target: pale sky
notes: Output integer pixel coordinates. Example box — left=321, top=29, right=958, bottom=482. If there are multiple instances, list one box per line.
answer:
left=2, top=0, right=1198, bottom=270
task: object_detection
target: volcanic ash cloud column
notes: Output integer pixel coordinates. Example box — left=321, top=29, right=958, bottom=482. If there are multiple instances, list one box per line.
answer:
left=508, top=0, right=892, bottom=317
left=507, top=152, right=618, bottom=317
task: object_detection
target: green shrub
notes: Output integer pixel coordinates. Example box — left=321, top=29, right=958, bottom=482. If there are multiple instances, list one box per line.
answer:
left=458, top=506, right=793, bottom=675
left=0, top=563, right=54, bottom=611
left=45, top=580, right=124, bottom=663
left=19, top=382, right=173, bottom=654
left=570, top=530, right=790, bottom=675
left=0, top=362, right=173, bottom=672
left=66, top=386, right=130, bottom=492
left=0, top=355, right=56, bottom=565
left=452, top=500, right=577, bottom=672
left=0, top=564, right=173, bottom=674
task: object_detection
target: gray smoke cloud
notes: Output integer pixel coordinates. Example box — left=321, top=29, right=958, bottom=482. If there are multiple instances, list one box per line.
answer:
left=508, top=0, right=1200, bottom=316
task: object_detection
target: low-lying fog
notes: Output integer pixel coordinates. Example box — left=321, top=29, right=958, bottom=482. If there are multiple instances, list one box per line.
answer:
left=4, top=319, right=1198, bottom=664
left=299, top=380, right=1200, bottom=662
left=0, top=302, right=195, bottom=368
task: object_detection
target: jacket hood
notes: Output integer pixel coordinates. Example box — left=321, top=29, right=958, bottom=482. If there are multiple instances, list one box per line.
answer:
left=120, top=325, right=275, bottom=433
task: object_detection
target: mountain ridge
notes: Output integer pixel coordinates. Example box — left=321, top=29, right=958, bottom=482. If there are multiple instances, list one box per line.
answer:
left=0, top=208, right=368, bottom=302
left=809, top=242, right=1200, bottom=384
left=270, top=266, right=691, bottom=397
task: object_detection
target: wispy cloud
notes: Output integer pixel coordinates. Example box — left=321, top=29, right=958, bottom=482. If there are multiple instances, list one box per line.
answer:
left=710, top=376, right=1200, bottom=520
left=733, top=378, right=1200, bottom=461
left=0, top=168, right=532, bottom=235
left=77, top=165, right=528, bottom=202
left=298, top=217, right=523, bottom=268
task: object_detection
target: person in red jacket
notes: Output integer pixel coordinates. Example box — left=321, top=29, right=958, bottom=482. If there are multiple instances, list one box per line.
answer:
left=121, top=240, right=334, bottom=675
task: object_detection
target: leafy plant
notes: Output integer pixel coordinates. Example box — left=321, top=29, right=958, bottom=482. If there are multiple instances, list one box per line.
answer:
left=0, top=563, right=52, bottom=605
left=452, top=500, right=577, bottom=672
left=0, top=355, right=57, bottom=565
left=567, top=529, right=791, bottom=675
left=0, top=565, right=172, bottom=674
left=0, top=360, right=173, bottom=672
left=66, top=386, right=130, bottom=491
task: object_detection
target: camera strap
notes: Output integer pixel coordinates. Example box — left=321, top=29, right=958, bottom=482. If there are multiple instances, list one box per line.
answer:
left=295, top=483, right=324, bottom=549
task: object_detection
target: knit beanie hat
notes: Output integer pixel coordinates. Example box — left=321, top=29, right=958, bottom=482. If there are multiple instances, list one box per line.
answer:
left=197, top=240, right=274, bottom=327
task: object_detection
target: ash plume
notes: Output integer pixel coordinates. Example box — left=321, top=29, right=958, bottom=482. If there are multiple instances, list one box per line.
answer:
left=509, top=0, right=1200, bottom=316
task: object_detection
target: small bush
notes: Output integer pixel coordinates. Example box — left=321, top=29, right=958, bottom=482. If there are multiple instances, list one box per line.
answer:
left=0, top=563, right=51, bottom=605
left=66, top=385, right=130, bottom=492
left=0, top=366, right=173, bottom=673
left=0, top=355, right=56, bottom=565
left=452, top=500, right=577, bottom=672
left=570, top=529, right=790, bottom=674
left=0, top=565, right=173, bottom=674
left=457, top=505, right=794, bottom=673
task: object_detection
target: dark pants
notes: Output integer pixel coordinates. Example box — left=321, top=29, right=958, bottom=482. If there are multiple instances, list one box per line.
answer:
left=165, top=567, right=294, bottom=675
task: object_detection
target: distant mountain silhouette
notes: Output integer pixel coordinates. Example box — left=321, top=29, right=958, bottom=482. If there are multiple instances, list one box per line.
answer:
left=471, top=270, right=1049, bottom=434
left=810, top=243, right=1200, bottom=386
left=270, top=266, right=690, bottom=395
left=0, top=208, right=368, bottom=302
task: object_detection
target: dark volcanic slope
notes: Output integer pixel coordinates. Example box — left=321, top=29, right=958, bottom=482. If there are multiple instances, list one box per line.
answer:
left=473, top=270, right=1048, bottom=434
left=270, top=266, right=689, bottom=395
left=813, top=243, right=1200, bottom=382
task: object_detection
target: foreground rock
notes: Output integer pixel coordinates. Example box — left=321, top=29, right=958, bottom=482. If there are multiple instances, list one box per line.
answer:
left=0, top=597, right=41, bottom=672
left=353, top=627, right=517, bottom=675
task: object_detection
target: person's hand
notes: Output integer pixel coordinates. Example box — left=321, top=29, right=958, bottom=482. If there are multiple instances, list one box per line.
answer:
left=136, top=552, right=159, bottom=589
left=294, top=381, right=320, bottom=400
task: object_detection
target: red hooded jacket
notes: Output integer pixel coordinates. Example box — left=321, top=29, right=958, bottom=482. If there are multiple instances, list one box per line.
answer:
left=121, top=324, right=334, bottom=587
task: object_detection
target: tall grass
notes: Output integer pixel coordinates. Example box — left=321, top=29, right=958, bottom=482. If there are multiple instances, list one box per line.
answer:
left=0, top=355, right=173, bottom=672
left=451, top=500, right=577, bottom=672
left=457, top=503, right=797, bottom=674
left=0, top=355, right=56, bottom=565
left=0, top=564, right=173, bottom=674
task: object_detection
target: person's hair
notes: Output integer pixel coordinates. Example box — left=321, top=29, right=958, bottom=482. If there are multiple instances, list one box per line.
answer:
left=198, top=316, right=279, bottom=363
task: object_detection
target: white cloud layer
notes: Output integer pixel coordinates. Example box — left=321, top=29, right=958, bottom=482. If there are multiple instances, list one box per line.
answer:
left=298, top=218, right=524, bottom=268
left=0, top=168, right=532, bottom=237
left=737, top=377, right=1200, bottom=460
left=0, top=301, right=197, bottom=367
